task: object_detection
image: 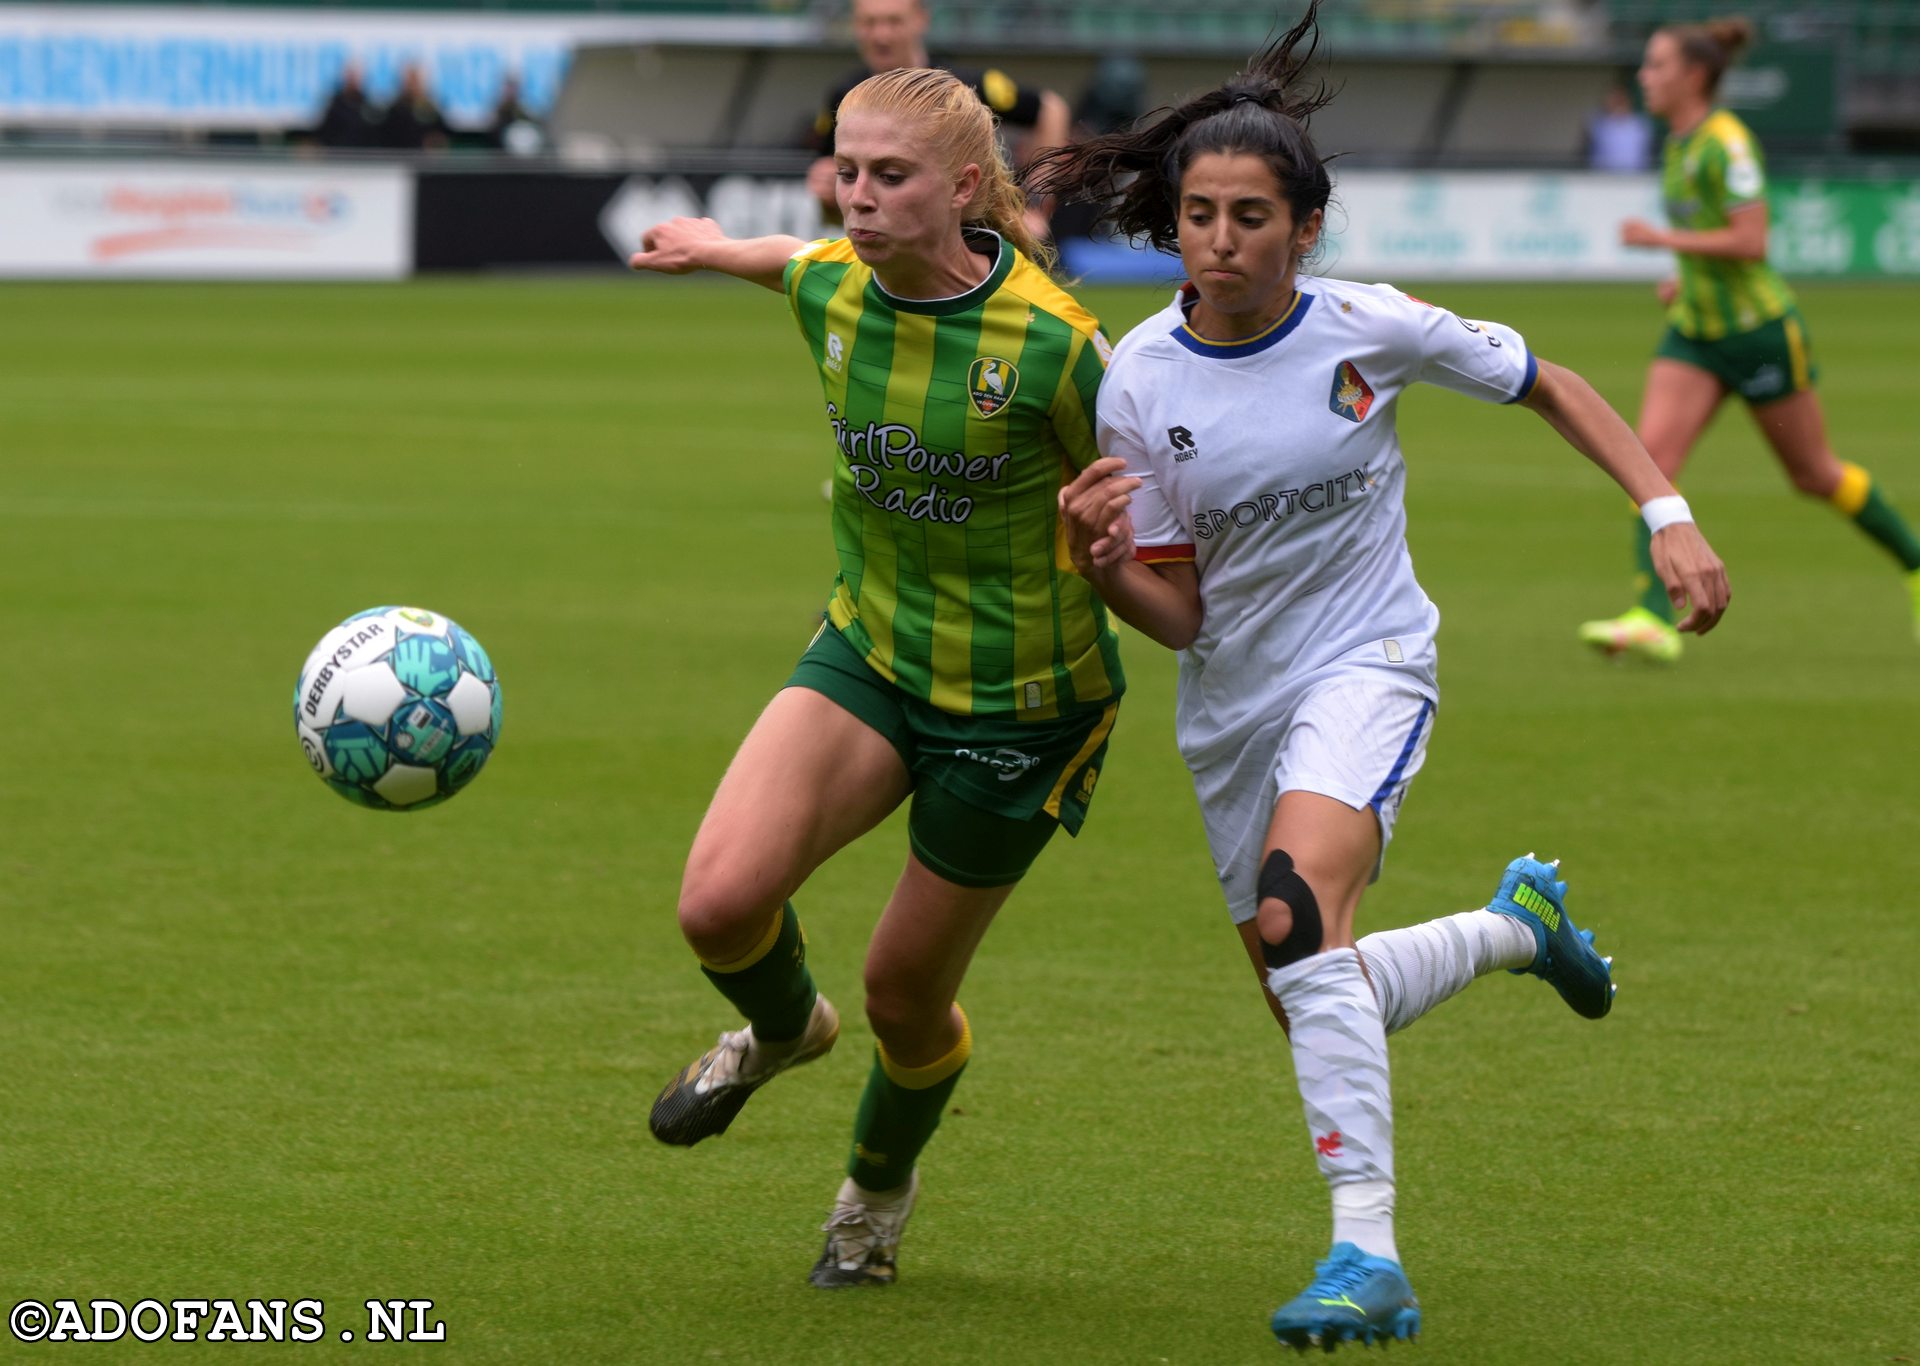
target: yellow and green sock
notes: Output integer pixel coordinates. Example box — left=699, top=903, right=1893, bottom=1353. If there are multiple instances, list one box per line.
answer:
left=847, top=1005, right=972, bottom=1194
left=1831, top=462, right=1920, bottom=573
left=697, top=901, right=816, bottom=1044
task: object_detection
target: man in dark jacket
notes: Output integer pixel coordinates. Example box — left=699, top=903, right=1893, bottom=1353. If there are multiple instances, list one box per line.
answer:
left=380, top=65, right=451, bottom=152
left=313, top=64, right=379, bottom=150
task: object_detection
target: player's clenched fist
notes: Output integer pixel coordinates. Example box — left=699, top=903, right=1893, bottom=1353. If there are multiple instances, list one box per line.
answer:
left=1058, top=456, right=1141, bottom=576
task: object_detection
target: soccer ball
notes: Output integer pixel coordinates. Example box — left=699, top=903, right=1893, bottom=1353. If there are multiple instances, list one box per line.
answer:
left=293, top=606, right=503, bottom=810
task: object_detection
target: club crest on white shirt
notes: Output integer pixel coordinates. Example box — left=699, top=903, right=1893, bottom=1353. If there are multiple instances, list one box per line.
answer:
left=1328, top=361, right=1375, bottom=423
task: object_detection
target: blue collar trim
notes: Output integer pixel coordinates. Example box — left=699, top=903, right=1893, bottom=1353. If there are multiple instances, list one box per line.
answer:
left=1171, top=289, right=1314, bottom=358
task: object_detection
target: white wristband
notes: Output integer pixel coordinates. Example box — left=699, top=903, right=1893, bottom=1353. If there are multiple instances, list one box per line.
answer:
left=1641, top=495, right=1693, bottom=535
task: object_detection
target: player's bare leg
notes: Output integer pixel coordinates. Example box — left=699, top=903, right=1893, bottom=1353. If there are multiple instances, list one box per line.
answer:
left=1580, top=360, right=1725, bottom=662
left=1234, top=921, right=1293, bottom=1032
left=810, top=856, right=1015, bottom=1287
left=1637, top=358, right=1726, bottom=484
left=650, top=687, right=910, bottom=1146
left=1750, top=390, right=1920, bottom=637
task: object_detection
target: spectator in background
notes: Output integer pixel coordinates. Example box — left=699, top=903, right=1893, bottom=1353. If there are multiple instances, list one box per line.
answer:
left=1051, top=55, right=1148, bottom=242
left=804, top=0, right=1070, bottom=235
left=486, top=75, right=546, bottom=156
left=312, top=64, right=379, bottom=150
left=1075, top=54, right=1147, bottom=139
left=1585, top=82, right=1654, bottom=172
left=381, top=65, right=451, bottom=152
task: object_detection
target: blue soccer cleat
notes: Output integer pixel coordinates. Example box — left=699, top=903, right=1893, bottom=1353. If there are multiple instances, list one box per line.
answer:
left=1488, top=854, right=1615, bottom=1020
left=1270, top=1243, right=1421, bottom=1351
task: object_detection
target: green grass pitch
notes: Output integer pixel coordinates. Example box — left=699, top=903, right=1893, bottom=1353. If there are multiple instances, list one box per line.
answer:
left=2, top=276, right=1915, bottom=1364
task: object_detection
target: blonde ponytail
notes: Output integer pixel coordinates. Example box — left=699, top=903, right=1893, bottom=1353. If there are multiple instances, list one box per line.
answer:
left=838, top=67, right=1056, bottom=273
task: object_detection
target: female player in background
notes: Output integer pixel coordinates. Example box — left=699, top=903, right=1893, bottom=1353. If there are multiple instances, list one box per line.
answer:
left=1033, top=3, right=1729, bottom=1348
left=628, top=67, right=1124, bottom=1289
left=1584, top=16, right=1920, bottom=660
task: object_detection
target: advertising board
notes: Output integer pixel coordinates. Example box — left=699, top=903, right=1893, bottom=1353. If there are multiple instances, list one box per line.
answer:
left=0, top=161, right=413, bottom=278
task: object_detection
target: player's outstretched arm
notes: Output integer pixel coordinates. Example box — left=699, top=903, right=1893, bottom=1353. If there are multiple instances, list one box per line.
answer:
left=1059, top=457, right=1203, bottom=650
left=627, top=217, right=806, bottom=292
left=1520, top=359, right=1731, bottom=635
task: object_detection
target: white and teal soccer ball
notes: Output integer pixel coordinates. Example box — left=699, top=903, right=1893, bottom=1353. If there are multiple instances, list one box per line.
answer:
left=293, top=606, right=503, bottom=811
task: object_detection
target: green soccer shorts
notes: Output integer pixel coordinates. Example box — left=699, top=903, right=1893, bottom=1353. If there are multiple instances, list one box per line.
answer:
left=1656, top=306, right=1817, bottom=405
left=784, top=621, right=1120, bottom=888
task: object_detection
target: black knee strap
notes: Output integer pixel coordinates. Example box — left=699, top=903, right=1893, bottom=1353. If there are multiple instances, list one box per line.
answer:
left=1257, top=849, right=1322, bottom=969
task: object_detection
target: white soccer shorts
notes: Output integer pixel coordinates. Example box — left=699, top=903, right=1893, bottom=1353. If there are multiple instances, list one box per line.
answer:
left=1193, top=672, right=1435, bottom=924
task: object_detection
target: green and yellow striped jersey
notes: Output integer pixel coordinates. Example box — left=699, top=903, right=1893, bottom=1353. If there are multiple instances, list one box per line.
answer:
left=1662, top=108, right=1796, bottom=340
left=784, top=229, right=1124, bottom=719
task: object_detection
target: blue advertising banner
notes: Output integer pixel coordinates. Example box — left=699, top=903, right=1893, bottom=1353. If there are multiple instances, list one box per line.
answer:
left=0, top=6, right=802, bottom=130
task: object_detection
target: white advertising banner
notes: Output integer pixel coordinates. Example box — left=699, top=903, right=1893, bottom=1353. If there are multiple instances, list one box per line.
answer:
left=1319, top=171, right=1672, bottom=282
left=0, top=161, right=413, bottom=278
left=1061, top=170, right=1677, bottom=284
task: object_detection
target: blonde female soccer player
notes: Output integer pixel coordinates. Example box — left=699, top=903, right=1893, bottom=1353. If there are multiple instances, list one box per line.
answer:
left=1583, top=15, right=1920, bottom=660
left=1034, top=3, right=1728, bottom=1349
left=628, top=67, right=1123, bottom=1288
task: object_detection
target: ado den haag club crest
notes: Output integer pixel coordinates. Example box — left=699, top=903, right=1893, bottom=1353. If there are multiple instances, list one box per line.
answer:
left=1328, top=360, right=1375, bottom=423
left=968, top=357, right=1019, bottom=418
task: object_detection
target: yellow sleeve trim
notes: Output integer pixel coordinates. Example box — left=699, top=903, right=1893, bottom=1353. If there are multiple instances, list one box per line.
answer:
left=1832, top=461, right=1872, bottom=517
left=878, top=1004, right=972, bottom=1088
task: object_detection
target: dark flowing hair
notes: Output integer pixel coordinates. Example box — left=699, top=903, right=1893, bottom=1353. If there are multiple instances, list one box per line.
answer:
left=1662, top=15, right=1755, bottom=98
left=1024, top=1, right=1336, bottom=255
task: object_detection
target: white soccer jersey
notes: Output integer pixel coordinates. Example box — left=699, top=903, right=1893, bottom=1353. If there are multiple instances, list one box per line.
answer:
left=1097, top=277, right=1538, bottom=772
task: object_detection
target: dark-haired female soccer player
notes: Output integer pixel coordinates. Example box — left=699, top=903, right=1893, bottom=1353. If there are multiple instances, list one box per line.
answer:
left=1033, top=3, right=1729, bottom=1348
left=1583, top=15, right=1920, bottom=660
left=628, top=67, right=1124, bottom=1289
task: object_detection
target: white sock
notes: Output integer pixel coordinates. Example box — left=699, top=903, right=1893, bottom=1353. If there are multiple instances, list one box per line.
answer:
left=1358, top=909, right=1536, bottom=1036
left=1332, top=1180, right=1398, bottom=1265
left=1267, top=948, right=1398, bottom=1263
left=841, top=1176, right=914, bottom=1209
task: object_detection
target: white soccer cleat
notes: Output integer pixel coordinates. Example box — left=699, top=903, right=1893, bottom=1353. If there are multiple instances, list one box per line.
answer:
left=648, top=995, right=839, bottom=1146
left=809, top=1171, right=920, bottom=1288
